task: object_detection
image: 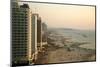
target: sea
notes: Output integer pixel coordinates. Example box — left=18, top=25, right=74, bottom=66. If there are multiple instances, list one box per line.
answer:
left=54, top=28, right=96, bottom=50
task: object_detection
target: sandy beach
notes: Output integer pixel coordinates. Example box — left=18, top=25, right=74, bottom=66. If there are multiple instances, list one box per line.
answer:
left=35, top=43, right=95, bottom=64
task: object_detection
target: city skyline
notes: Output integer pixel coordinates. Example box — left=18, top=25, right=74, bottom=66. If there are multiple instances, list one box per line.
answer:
left=19, top=2, right=95, bottom=30
left=12, top=1, right=48, bottom=65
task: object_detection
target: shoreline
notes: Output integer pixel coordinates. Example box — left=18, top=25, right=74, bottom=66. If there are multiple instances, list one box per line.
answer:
left=35, top=29, right=96, bottom=64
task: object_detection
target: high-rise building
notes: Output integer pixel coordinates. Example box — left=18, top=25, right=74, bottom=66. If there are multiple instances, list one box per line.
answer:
left=12, top=1, right=33, bottom=65
left=42, top=23, right=48, bottom=46
left=31, top=14, right=38, bottom=62
left=37, top=17, right=42, bottom=52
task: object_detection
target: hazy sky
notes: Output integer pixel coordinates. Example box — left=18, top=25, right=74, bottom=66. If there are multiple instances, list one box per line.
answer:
left=20, top=2, right=95, bottom=30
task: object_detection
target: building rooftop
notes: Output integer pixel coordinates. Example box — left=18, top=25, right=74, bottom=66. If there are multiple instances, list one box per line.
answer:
left=20, top=4, right=30, bottom=8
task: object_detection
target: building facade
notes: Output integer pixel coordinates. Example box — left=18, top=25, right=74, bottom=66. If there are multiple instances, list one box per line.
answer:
left=42, top=23, right=48, bottom=46
left=31, top=14, right=38, bottom=62
left=12, top=1, right=33, bottom=65
left=37, top=16, right=42, bottom=52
